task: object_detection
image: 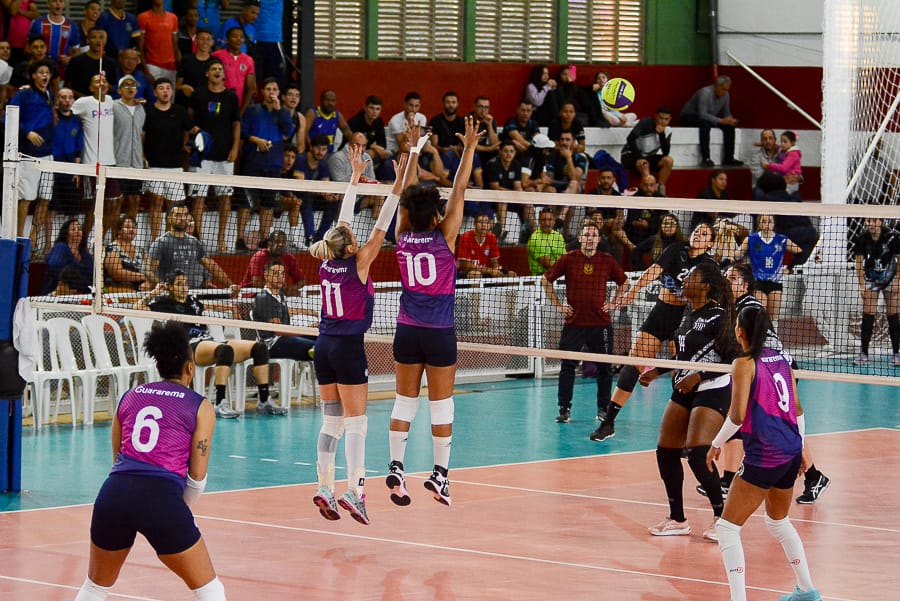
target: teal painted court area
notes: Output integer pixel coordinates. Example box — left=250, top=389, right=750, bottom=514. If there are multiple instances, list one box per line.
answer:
left=2, top=375, right=897, bottom=513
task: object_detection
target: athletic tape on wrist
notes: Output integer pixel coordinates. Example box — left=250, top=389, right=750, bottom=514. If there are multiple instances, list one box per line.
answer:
left=338, top=184, right=358, bottom=225
left=796, top=413, right=805, bottom=443
left=711, top=416, right=741, bottom=449
left=374, top=193, right=400, bottom=231
left=183, top=473, right=207, bottom=506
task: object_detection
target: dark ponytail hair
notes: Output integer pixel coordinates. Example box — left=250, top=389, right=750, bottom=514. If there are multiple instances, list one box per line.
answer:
left=737, top=304, right=772, bottom=358
left=693, top=261, right=739, bottom=359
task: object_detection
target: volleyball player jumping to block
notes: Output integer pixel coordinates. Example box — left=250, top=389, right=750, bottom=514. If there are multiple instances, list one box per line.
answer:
left=591, top=222, right=718, bottom=442
left=309, top=145, right=408, bottom=525
left=386, top=116, right=480, bottom=507
left=75, top=321, right=226, bottom=601
left=708, top=304, right=822, bottom=601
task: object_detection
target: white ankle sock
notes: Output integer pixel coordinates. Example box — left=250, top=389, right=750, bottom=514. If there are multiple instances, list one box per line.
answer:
left=765, top=515, right=815, bottom=592
left=192, top=576, right=226, bottom=600
left=74, top=577, right=110, bottom=601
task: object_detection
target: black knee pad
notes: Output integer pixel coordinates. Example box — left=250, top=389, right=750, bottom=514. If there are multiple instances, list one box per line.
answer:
left=214, top=343, right=234, bottom=367
left=617, top=365, right=640, bottom=393
left=251, top=341, right=269, bottom=365
left=686, top=445, right=713, bottom=475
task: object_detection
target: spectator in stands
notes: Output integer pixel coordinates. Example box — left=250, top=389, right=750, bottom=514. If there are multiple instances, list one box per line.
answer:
left=97, top=0, right=141, bottom=58
left=145, top=204, right=238, bottom=289
left=8, top=35, right=56, bottom=90
left=251, top=261, right=316, bottom=401
left=524, top=64, right=558, bottom=126
left=196, top=0, right=227, bottom=31
left=112, top=74, right=146, bottom=223
left=632, top=212, right=685, bottom=271
left=585, top=71, right=638, bottom=128
left=521, top=133, right=555, bottom=194
left=429, top=91, right=465, bottom=155
left=527, top=208, right=567, bottom=275
left=484, top=139, right=532, bottom=242
left=542, top=221, right=628, bottom=425
left=592, top=167, right=622, bottom=198
left=680, top=75, right=743, bottom=168
left=78, top=0, right=99, bottom=49
left=9, top=60, right=54, bottom=251
left=749, top=129, right=779, bottom=199
left=241, top=229, right=305, bottom=293
left=693, top=169, right=747, bottom=265
left=187, top=57, right=241, bottom=253
left=386, top=91, right=427, bottom=157
left=502, top=100, right=541, bottom=157
left=692, top=169, right=732, bottom=229
left=456, top=212, right=517, bottom=279
left=215, top=0, right=257, bottom=52
left=104, top=216, right=149, bottom=292
left=175, top=6, right=200, bottom=62
left=7, top=0, right=39, bottom=65
left=137, top=0, right=179, bottom=82
left=621, top=107, right=674, bottom=195
left=347, top=94, right=388, bottom=172
left=51, top=264, right=87, bottom=296
left=546, top=130, right=589, bottom=234
left=144, top=77, right=194, bottom=242
left=328, top=132, right=383, bottom=219
left=212, top=26, right=256, bottom=112
left=548, top=101, right=587, bottom=154
left=48, top=87, right=82, bottom=254
left=469, top=95, right=501, bottom=165
left=44, top=217, right=93, bottom=294
left=137, top=268, right=270, bottom=419
left=550, top=65, right=582, bottom=122
left=412, top=135, right=447, bottom=188
left=176, top=28, right=214, bottom=106
left=239, top=76, right=293, bottom=249
left=442, top=135, right=488, bottom=218
left=275, top=145, right=303, bottom=242
left=627, top=174, right=665, bottom=248
left=592, top=208, right=633, bottom=267
left=295, top=134, right=336, bottom=246
left=250, top=0, right=284, bottom=87
left=0, top=42, right=12, bottom=87
left=281, top=82, right=305, bottom=152
left=28, top=0, right=80, bottom=73
left=762, top=130, right=803, bottom=195
left=118, top=47, right=154, bottom=104
left=303, top=89, right=352, bottom=153
left=66, top=26, right=120, bottom=98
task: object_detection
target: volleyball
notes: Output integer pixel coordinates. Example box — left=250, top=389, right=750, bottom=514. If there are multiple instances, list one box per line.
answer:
left=600, top=77, right=636, bottom=111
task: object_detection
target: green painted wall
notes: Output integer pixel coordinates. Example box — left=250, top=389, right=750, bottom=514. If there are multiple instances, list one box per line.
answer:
left=644, top=0, right=712, bottom=65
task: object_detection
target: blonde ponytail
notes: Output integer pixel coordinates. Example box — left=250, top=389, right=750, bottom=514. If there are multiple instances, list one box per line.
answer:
left=309, top=226, right=353, bottom=260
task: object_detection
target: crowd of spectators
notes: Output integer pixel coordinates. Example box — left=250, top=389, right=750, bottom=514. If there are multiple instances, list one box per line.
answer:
left=0, top=3, right=825, bottom=294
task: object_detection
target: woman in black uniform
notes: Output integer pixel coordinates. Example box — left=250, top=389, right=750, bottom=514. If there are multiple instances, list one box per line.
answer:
left=639, top=261, right=738, bottom=541
left=591, top=222, right=717, bottom=442
left=136, top=269, right=274, bottom=418
left=852, top=217, right=900, bottom=366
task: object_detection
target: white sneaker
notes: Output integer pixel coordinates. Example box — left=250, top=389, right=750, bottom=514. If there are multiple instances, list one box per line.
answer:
left=702, top=517, right=720, bottom=542
left=853, top=352, right=869, bottom=366
left=215, top=403, right=240, bottom=419
left=648, top=517, right=691, bottom=536
left=893, top=354, right=900, bottom=367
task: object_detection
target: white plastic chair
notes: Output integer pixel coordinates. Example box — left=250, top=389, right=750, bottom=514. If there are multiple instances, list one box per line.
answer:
left=29, top=322, right=79, bottom=429
left=47, top=317, right=119, bottom=425
left=122, top=316, right=160, bottom=382
left=82, top=315, right=154, bottom=405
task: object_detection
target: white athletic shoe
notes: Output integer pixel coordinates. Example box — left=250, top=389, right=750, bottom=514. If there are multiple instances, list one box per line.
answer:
left=853, top=352, right=869, bottom=366
left=386, top=461, right=410, bottom=506
left=702, top=517, right=720, bottom=542
left=648, top=517, right=691, bottom=536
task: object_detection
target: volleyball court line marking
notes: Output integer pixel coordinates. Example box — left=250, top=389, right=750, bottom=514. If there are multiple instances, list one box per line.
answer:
left=0, top=574, right=161, bottom=600
left=196, top=514, right=857, bottom=601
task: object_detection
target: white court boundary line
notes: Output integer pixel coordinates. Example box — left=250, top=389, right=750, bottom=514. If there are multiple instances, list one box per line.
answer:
left=0, top=574, right=161, bottom=600
left=194, top=514, right=859, bottom=601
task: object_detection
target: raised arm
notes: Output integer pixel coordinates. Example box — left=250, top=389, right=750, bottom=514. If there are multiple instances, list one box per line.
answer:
left=615, top=263, right=663, bottom=308
left=357, top=152, right=409, bottom=278
left=439, top=116, right=480, bottom=245
left=336, top=144, right=367, bottom=228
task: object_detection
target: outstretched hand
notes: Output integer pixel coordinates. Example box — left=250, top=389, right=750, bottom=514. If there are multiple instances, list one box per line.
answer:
left=348, top=143, right=367, bottom=176
left=456, top=115, right=483, bottom=149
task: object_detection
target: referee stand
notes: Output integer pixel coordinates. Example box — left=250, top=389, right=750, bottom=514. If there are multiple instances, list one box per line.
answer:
left=1, top=106, right=30, bottom=493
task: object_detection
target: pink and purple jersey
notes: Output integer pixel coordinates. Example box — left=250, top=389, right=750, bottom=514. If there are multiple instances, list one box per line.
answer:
left=111, top=381, right=204, bottom=487
left=318, top=256, right=375, bottom=336
left=741, top=349, right=803, bottom=468
left=396, top=229, right=456, bottom=328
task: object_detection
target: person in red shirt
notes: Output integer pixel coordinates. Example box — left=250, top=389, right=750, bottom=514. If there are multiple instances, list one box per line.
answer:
left=240, top=230, right=305, bottom=294
left=455, top=212, right=516, bottom=278
left=542, top=222, right=629, bottom=428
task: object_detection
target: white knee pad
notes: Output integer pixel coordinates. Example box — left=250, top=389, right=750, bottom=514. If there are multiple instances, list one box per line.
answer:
left=344, top=414, right=368, bottom=437
left=320, top=414, right=345, bottom=440
left=193, top=576, right=226, bottom=601
left=716, top=517, right=742, bottom=551
left=765, top=514, right=794, bottom=542
left=430, top=396, right=454, bottom=425
left=390, top=394, right=419, bottom=423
